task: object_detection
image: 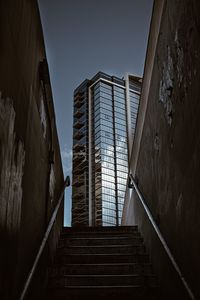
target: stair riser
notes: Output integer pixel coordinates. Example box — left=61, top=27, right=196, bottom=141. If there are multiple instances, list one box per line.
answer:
left=58, top=237, right=143, bottom=247
left=47, top=227, right=160, bottom=299
left=60, top=232, right=141, bottom=239
left=47, top=286, right=158, bottom=300
left=49, top=275, right=147, bottom=287
left=62, top=226, right=138, bottom=233
left=56, top=245, right=146, bottom=255
left=55, top=254, right=149, bottom=264
left=50, top=263, right=153, bottom=276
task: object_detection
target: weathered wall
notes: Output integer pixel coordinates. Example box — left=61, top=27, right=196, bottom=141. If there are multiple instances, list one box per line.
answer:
left=124, top=0, right=200, bottom=298
left=0, top=1, right=64, bottom=299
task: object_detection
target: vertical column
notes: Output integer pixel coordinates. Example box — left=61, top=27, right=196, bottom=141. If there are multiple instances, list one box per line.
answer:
left=112, top=85, right=119, bottom=227
left=113, top=85, right=129, bottom=225
left=125, top=73, right=132, bottom=162
left=88, top=86, right=92, bottom=226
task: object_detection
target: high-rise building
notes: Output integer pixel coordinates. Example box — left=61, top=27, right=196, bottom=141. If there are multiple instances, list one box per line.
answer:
left=72, top=72, right=141, bottom=227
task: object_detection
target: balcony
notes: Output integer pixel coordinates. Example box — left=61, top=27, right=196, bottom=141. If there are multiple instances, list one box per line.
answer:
left=73, top=152, right=85, bottom=166
left=73, top=158, right=87, bottom=172
left=74, top=120, right=84, bottom=129
left=74, top=101, right=85, bottom=109
left=95, top=162, right=101, bottom=172
left=74, top=109, right=84, bottom=119
left=73, top=144, right=85, bottom=152
left=72, top=205, right=88, bottom=212
left=74, top=94, right=85, bottom=108
left=73, top=191, right=84, bottom=199
left=73, top=175, right=85, bottom=187
left=74, top=130, right=85, bottom=140
left=74, top=91, right=84, bottom=99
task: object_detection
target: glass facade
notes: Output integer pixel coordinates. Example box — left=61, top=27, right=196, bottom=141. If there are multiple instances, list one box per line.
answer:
left=93, top=82, right=117, bottom=226
left=72, top=72, right=141, bottom=227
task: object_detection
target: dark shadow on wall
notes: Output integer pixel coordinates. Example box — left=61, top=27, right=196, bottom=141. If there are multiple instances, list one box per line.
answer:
left=0, top=1, right=64, bottom=299
left=123, top=0, right=200, bottom=299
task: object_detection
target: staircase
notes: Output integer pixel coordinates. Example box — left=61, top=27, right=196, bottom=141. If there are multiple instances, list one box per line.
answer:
left=46, top=226, right=160, bottom=299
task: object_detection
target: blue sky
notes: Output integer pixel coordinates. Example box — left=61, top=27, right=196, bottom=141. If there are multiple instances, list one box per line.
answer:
left=38, top=0, right=153, bottom=226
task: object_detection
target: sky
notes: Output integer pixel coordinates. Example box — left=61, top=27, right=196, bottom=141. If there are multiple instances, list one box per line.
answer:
left=38, top=0, right=153, bottom=226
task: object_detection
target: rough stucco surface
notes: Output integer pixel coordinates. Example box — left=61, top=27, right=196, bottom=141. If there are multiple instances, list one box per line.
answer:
left=0, top=94, right=25, bottom=234
left=0, top=1, right=64, bottom=299
left=134, top=0, right=200, bottom=298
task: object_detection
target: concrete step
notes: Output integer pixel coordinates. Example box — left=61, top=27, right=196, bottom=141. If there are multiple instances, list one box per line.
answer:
left=60, top=231, right=141, bottom=239
left=56, top=244, right=146, bottom=255
left=47, top=285, right=159, bottom=300
left=62, top=226, right=138, bottom=233
left=58, top=236, right=143, bottom=247
left=55, top=253, right=149, bottom=264
left=46, top=226, right=160, bottom=300
left=49, top=262, right=153, bottom=276
left=49, top=274, right=157, bottom=287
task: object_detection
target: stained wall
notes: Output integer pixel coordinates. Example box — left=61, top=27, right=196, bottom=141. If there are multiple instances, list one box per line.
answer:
left=123, top=0, right=200, bottom=298
left=0, top=1, right=64, bottom=299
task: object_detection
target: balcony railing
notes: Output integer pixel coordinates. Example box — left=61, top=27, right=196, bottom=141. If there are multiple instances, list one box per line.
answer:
left=74, top=120, right=84, bottom=129
left=74, top=109, right=84, bottom=118
left=74, top=131, right=85, bottom=140
left=72, top=175, right=85, bottom=187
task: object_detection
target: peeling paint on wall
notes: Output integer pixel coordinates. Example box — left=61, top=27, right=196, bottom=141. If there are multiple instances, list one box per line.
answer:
left=175, top=30, right=184, bottom=86
left=39, top=92, right=47, bottom=139
left=49, top=165, right=56, bottom=202
left=0, top=92, right=25, bottom=233
left=159, top=46, right=174, bottom=126
left=154, top=133, right=160, bottom=152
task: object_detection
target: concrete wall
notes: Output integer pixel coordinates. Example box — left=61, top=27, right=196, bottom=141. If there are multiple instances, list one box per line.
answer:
left=0, top=1, right=64, bottom=299
left=123, top=0, right=200, bottom=299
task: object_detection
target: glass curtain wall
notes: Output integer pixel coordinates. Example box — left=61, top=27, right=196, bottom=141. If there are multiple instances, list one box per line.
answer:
left=92, top=81, right=128, bottom=226
left=72, top=72, right=141, bottom=227
left=113, top=86, right=128, bottom=225
left=93, top=82, right=117, bottom=226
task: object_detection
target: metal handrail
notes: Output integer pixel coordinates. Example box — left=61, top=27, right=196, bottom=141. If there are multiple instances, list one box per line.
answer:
left=129, top=174, right=195, bottom=300
left=19, top=176, right=70, bottom=300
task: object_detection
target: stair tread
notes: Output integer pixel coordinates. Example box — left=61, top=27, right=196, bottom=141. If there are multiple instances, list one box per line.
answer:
left=47, top=226, right=159, bottom=299
left=62, top=226, right=137, bottom=231
left=53, top=274, right=149, bottom=277
left=57, top=253, right=147, bottom=256
left=49, top=285, right=157, bottom=289
left=61, top=232, right=139, bottom=236
left=62, top=244, right=141, bottom=248
left=54, top=262, right=151, bottom=266
left=47, top=286, right=160, bottom=300
left=63, top=236, right=139, bottom=240
left=59, top=237, right=143, bottom=247
left=49, top=262, right=153, bottom=277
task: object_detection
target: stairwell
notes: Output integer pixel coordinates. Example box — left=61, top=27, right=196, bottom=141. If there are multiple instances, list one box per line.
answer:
left=46, top=226, right=160, bottom=300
